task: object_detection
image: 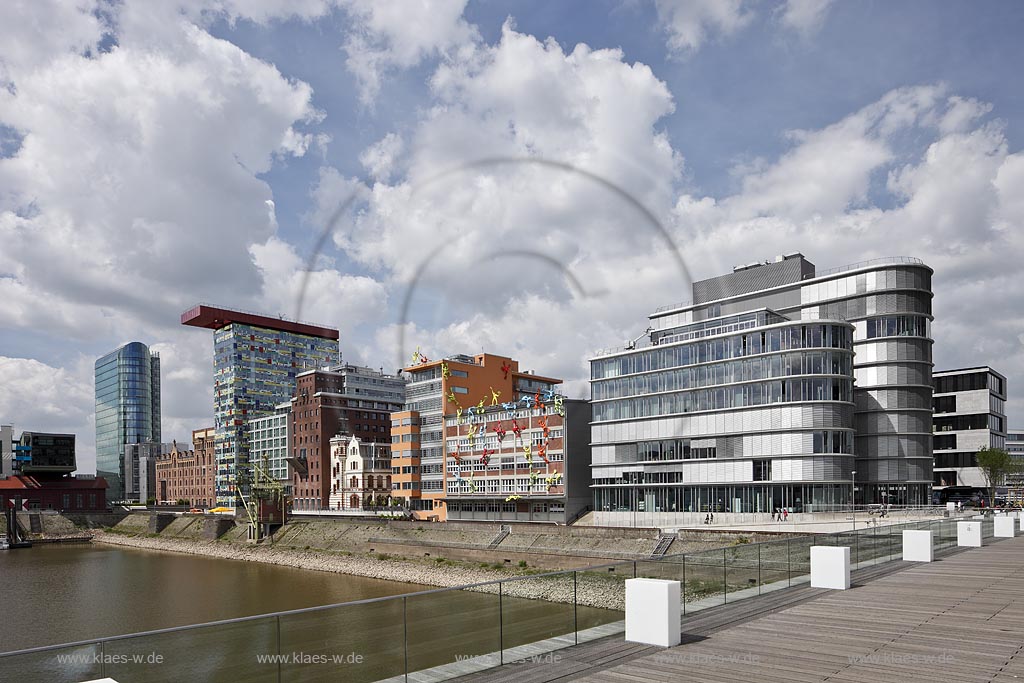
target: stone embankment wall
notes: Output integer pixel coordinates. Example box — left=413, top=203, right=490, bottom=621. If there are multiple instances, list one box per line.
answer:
left=92, top=531, right=628, bottom=610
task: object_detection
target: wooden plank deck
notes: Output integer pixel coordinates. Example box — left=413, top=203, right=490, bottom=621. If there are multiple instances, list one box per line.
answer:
left=453, top=536, right=1024, bottom=683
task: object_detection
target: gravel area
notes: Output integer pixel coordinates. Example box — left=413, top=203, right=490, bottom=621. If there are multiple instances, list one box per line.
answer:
left=91, top=531, right=627, bottom=611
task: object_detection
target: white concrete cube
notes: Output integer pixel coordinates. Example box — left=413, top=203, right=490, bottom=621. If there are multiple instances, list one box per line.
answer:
left=902, top=529, right=934, bottom=562
left=810, top=546, right=851, bottom=590
left=946, top=502, right=956, bottom=512
left=958, top=521, right=983, bottom=547
left=994, top=516, right=1016, bottom=537
left=625, top=578, right=681, bottom=647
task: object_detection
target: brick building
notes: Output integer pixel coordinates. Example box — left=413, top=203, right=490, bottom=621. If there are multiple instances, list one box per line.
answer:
left=155, top=428, right=215, bottom=506
left=443, top=398, right=592, bottom=523
left=289, top=364, right=405, bottom=511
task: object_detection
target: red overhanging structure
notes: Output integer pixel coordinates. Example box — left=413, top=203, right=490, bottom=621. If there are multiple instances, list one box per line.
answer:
left=181, top=304, right=339, bottom=341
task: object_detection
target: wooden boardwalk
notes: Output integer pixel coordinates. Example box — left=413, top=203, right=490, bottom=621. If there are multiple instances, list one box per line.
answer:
left=454, top=536, right=1024, bottom=683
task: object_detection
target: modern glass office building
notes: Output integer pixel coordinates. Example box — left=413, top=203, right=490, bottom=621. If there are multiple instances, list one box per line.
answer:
left=182, top=305, right=339, bottom=507
left=95, top=342, right=161, bottom=501
left=591, top=254, right=934, bottom=522
left=931, top=366, right=1007, bottom=492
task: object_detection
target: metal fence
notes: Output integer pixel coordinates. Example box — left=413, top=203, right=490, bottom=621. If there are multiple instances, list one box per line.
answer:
left=0, top=515, right=992, bottom=683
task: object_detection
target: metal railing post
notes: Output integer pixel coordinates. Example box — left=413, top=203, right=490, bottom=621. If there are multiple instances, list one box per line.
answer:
left=100, top=641, right=105, bottom=679
left=499, top=582, right=504, bottom=665
left=757, top=543, right=762, bottom=595
left=573, top=572, right=578, bottom=645
left=787, top=538, right=791, bottom=587
left=403, top=597, right=409, bottom=683
left=682, top=555, right=687, bottom=616
left=276, top=615, right=282, bottom=683
left=722, top=548, right=727, bottom=604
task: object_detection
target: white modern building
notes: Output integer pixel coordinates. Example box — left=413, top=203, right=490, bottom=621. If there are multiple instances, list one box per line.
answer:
left=1007, top=428, right=1024, bottom=504
left=248, top=403, right=291, bottom=482
left=328, top=435, right=391, bottom=510
left=931, top=367, right=1008, bottom=491
left=590, top=254, right=935, bottom=523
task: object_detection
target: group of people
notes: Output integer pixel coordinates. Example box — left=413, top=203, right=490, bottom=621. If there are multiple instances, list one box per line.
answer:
left=771, top=508, right=789, bottom=522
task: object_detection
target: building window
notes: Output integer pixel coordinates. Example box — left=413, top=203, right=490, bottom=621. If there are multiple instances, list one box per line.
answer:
left=753, top=460, right=770, bottom=482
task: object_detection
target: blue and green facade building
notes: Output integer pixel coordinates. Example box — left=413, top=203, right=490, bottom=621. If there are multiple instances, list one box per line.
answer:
left=182, top=305, right=339, bottom=507
left=95, top=342, right=161, bottom=501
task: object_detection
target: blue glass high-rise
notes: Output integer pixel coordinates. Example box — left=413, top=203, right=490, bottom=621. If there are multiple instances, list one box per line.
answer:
left=95, top=342, right=161, bottom=500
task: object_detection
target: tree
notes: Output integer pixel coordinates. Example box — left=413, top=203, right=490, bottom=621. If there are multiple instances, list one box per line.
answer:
left=976, top=447, right=1020, bottom=506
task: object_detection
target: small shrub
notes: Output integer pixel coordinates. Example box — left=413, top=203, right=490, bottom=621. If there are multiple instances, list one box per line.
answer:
left=376, top=553, right=390, bottom=561
left=518, top=560, right=528, bottom=568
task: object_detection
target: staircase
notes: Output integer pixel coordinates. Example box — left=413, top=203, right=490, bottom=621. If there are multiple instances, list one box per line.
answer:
left=488, top=525, right=511, bottom=549
left=29, top=514, right=43, bottom=534
left=650, top=533, right=676, bottom=558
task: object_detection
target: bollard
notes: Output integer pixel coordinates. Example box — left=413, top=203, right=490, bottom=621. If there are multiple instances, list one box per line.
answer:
left=994, top=516, right=1016, bottom=538
left=902, top=530, right=934, bottom=562
left=810, top=546, right=850, bottom=590
left=957, top=521, right=982, bottom=547
left=625, top=578, right=681, bottom=647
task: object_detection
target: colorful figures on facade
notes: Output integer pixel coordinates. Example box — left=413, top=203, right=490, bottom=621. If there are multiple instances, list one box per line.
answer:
left=490, top=387, right=501, bottom=405
left=501, top=361, right=511, bottom=379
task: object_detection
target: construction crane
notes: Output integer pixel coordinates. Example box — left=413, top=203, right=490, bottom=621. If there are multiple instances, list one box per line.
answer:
left=236, top=453, right=287, bottom=543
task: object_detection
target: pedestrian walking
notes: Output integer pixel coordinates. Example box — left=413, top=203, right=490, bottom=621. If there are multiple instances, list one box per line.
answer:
left=782, top=508, right=789, bottom=522
left=710, top=512, right=714, bottom=523
left=771, top=509, right=777, bottom=522
left=704, top=513, right=710, bottom=524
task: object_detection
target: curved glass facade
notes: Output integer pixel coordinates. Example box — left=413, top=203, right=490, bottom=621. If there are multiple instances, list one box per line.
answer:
left=591, top=256, right=936, bottom=521
left=95, top=342, right=161, bottom=501
left=590, top=318, right=856, bottom=514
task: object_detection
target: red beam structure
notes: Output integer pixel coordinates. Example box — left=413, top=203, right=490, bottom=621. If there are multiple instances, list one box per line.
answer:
left=181, top=304, right=339, bottom=341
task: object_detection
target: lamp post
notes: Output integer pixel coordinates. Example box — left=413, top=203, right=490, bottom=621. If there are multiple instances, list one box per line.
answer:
left=851, top=470, right=857, bottom=531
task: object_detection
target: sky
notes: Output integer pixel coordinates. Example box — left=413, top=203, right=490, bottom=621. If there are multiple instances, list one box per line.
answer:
left=1, top=0, right=1023, bottom=475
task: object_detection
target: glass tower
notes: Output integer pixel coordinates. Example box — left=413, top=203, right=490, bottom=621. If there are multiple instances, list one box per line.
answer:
left=95, top=342, right=161, bottom=501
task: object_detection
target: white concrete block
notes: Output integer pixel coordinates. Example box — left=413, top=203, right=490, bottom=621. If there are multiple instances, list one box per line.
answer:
left=625, top=578, right=681, bottom=647
left=810, top=546, right=851, bottom=590
left=957, top=521, right=983, bottom=547
left=902, top=530, right=934, bottom=562
left=994, top=516, right=1016, bottom=537
left=946, top=502, right=956, bottom=512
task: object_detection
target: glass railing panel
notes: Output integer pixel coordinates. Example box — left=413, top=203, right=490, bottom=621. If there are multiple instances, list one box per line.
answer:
left=500, top=573, right=577, bottom=661
left=786, top=535, right=815, bottom=585
left=279, top=598, right=406, bottom=683
left=681, top=548, right=725, bottom=612
left=405, top=586, right=501, bottom=681
left=104, top=616, right=279, bottom=683
left=724, top=542, right=761, bottom=600
left=574, top=564, right=627, bottom=641
left=0, top=643, right=103, bottom=683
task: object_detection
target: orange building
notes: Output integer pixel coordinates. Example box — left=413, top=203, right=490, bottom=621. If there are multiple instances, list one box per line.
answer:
left=390, top=353, right=561, bottom=520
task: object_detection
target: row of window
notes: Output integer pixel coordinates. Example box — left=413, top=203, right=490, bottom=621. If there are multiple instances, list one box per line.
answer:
left=593, top=379, right=853, bottom=422
left=592, top=351, right=852, bottom=401
left=594, top=324, right=852, bottom=380
left=865, top=315, right=928, bottom=339
left=933, top=413, right=1003, bottom=433
left=934, top=371, right=1004, bottom=396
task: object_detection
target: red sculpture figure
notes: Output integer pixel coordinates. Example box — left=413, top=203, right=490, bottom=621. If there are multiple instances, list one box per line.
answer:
left=511, top=418, right=522, bottom=440
left=501, top=360, right=511, bottom=379
left=494, top=423, right=507, bottom=441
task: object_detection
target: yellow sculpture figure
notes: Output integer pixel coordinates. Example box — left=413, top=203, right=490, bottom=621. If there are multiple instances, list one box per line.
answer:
left=447, top=389, right=459, bottom=406
left=545, top=472, right=563, bottom=488
left=456, top=407, right=464, bottom=424
left=523, top=443, right=532, bottom=462
left=554, top=395, right=565, bottom=416
left=476, top=398, right=485, bottom=414
left=467, top=424, right=477, bottom=445
left=490, top=387, right=501, bottom=405
left=441, top=361, right=450, bottom=378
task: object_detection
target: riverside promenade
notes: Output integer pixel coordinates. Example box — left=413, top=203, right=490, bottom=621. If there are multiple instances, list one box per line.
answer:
left=454, top=534, right=1024, bottom=683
